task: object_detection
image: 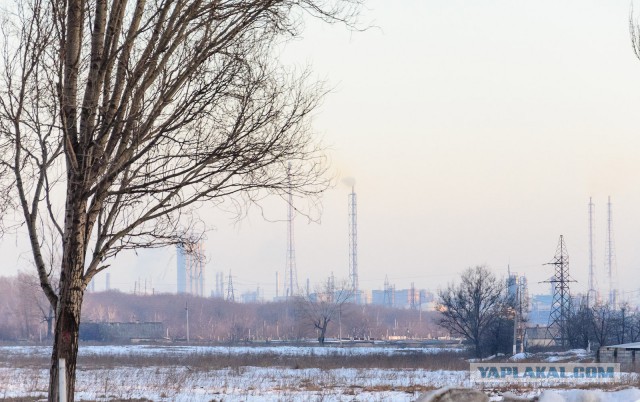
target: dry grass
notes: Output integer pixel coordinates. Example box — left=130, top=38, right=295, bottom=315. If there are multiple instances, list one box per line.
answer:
left=4, top=348, right=468, bottom=371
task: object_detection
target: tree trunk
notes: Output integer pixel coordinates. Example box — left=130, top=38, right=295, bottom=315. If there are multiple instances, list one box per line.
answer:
left=49, top=192, right=88, bottom=401
left=318, top=318, right=329, bottom=345
left=48, top=273, right=85, bottom=402
left=318, top=326, right=326, bottom=344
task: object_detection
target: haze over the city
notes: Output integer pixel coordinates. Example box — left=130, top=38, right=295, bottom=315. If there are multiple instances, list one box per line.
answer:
left=2, top=0, right=640, bottom=301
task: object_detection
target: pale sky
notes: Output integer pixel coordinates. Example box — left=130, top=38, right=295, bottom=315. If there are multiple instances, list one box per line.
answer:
left=4, top=0, right=640, bottom=302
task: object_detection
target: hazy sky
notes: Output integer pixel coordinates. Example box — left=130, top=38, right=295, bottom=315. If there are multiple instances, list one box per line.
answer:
left=4, top=1, right=640, bottom=301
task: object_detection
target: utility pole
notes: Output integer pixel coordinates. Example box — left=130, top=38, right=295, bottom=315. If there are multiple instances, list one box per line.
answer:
left=185, top=301, right=190, bottom=343
left=518, top=276, right=528, bottom=353
left=339, top=307, right=342, bottom=345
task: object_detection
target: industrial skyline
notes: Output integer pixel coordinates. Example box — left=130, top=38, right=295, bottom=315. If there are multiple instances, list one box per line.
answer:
left=1, top=1, right=640, bottom=303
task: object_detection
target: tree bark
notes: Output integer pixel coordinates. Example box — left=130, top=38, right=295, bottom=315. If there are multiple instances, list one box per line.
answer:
left=48, top=192, right=88, bottom=401
left=49, top=280, right=84, bottom=402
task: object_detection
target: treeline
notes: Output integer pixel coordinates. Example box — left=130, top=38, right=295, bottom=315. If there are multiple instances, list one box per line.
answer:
left=82, top=291, right=444, bottom=342
left=564, top=302, right=640, bottom=349
left=0, top=274, right=52, bottom=340
left=0, top=275, right=446, bottom=342
left=435, top=266, right=640, bottom=358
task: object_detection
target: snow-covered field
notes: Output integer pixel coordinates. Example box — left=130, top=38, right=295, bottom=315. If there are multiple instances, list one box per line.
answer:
left=0, top=345, right=638, bottom=401
left=0, top=344, right=466, bottom=401
left=0, top=343, right=463, bottom=359
left=0, top=365, right=468, bottom=401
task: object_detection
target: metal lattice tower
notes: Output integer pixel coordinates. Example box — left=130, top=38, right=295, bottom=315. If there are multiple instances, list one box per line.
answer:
left=544, top=235, right=575, bottom=348
left=383, top=275, right=393, bottom=307
left=605, top=196, right=618, bottom=309
left=587, top=197, right=597, bottom=307
left=348, top=185, right=359, bottom=302
left=226, top=271, right=235, bottom=302
left=284, top=163, right=298, bottom=299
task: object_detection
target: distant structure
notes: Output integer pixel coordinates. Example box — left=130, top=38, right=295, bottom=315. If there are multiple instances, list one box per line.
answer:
left=106, top=273, right=111, bottom=291
left=212, top=272, right=224, bottom=298
left=371, top=284, right=431, bottom=309
left=284, top=163, right=298, bottom=298
left=587, top=197, right=597, bottom=307
left=508, top=270, right=529, bottom=353
left=80, top=322, right=165, bottom=342
left=605, top=196, right=618, bottom=309
left=226, top=270, right=235, bottom=302
left=410, top=282, right=417, bottom=310
left=348, top=184, right=360, bottom=303
left=383, top=275, right=394, bottom=307
left=176, top=242, right=205, bottom=296
left=517, top=276, right=529, bottom=337
left=529, top=293, right=552, bottom=325
left=240, top=287, right=261, bottom=303
left=544, top=235, right=575, bottom=347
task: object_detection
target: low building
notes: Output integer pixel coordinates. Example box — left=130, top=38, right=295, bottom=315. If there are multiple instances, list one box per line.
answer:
left=524, top=325, right=552, bottom=348
left=598, top=342, right=640, bottom=370
left=80, top=322, right=165, bottom=342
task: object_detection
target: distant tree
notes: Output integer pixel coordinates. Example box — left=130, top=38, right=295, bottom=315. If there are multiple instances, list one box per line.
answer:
left=17, top=271, right=56, bottom=340
left=0, top=0, right=360, bottom=399
left=625, top=308, right=640, bottom=343
left=437, top=265, right=509, bottom=358
left=565, top=301, right=592, bottom=349
left=296, top=276, right=352, bottom=344
left=591, top=303, right=614, bottom=347
left=609, top=302, right=640, bottom=345
left=483, top=314, right=514, bottom=356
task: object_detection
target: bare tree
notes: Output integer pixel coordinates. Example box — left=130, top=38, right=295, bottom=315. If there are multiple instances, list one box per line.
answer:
left=17, top=271, right=56, bottom=340
left=565, top=300, right=592, bottom=350
left=437, top=265, right=508, bottom=358
left=591, top=303, right=614, bottom=347
left=297, top=276, right=352, bottom=344
left=625, top=308, right=640, bottom=343
left=0, top=0, right=360, bottom=399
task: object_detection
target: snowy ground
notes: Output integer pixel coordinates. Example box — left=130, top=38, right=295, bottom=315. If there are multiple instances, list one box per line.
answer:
left=0, top=365, right=468, bottom=401
left=0, top=343, right=463, bottom=359
left=0, top=345, right=638, bottom=401
left=0, top=344, right=466, bottom=401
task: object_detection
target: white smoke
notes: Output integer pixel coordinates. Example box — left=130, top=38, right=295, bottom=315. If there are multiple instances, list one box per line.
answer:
left=341, top=177, right=355, bottom=188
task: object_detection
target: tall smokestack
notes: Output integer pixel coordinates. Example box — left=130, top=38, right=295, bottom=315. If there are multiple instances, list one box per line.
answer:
left=587, top=197, right=596, bottom=306
left=349, top=184, right=359, bottom=303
